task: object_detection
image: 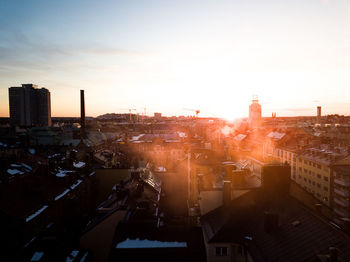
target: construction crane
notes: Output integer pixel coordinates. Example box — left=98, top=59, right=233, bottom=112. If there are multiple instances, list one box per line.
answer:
left=117, top=108, right=136, bottom=121
left=128, top=109, right=136, bottom=121
left=184, top=108, right=200, bottom=118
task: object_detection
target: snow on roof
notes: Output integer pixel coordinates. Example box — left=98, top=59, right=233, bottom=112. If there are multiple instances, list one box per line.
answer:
left=73, top=161, right=86, bottom=168
left=11, top=164, right=21, bottom=167
left=31, top=251, right=44, bottom=261
left=89, top=171, right=95, bottom=176
left=267, top=131, right=285, bottom=140
left=7, top=169, right=24, bottom=175
left=28, top=148, right=35, bottom=155
left=116, top=238, right=187, bottom=249
left=156, top=166, right=166, bottom=172
left=54, top=189, right=70, bottom=201
left=26, top=205, right=48, bottom=223
left=21, top=163, right=33, bottom=171
left=48, top=153, right=60, bottom=159
left=130, top=134, right=144, bottom=141
left=177, top=131, right=187, bottom=138
left=56, top=169, right=73, bottom=178
left=234, top=134, right=247, bottom=142
left=66, top=250, right=79, bottom=262
left=71, top=179, right=83, bottom=190
left=80, top=252, right=88, bottom=262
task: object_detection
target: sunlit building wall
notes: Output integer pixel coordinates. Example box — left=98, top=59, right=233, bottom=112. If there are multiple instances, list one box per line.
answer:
left=248, top=96, right=261, bottom=129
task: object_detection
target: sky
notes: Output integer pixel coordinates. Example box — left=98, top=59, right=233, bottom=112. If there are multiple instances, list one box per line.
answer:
left=1, top=0, right=350, bottom=119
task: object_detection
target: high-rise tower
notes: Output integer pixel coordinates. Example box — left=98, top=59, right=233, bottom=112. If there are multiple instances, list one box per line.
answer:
left=317, top=106, right=321, bottom=124
left=249, top=95, right=262, bottom=128
left=9, top=84, right=51, bottom=127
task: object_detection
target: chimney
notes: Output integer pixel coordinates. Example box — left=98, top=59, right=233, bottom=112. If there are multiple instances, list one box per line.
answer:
left=264, top=211, right=279, bottom=233
left=80, top=90, right=86, bottom=128
left=261, top=164, right=291, bottom=198
left=223, top=180, right=231, bottom=208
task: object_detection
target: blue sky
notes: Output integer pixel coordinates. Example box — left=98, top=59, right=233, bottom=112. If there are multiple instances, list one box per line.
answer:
left=1, top=0, right=350, bottom=118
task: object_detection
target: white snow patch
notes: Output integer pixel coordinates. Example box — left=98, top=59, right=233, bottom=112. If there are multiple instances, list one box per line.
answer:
left=56, top=169, right=73, bottom=178
left=31, top=251, right=44, bottom=261
left=71, top=180, right=83, bottom=190
left=66, top=250, right=79, bottom=262
left=73, top=161, right=86, bottom=168
left=7, top=169, right=24, bottom=175
left=26, top=205, right=48, bottom=223
left=21, top=163, right=33, bottom=171
left=116, top=238, right=187, bottom=249
left=156, top=166, right=166, bottom=172
left=54, top=189, right=70, bottom=201
left=28, top=148, right=35, bottom=155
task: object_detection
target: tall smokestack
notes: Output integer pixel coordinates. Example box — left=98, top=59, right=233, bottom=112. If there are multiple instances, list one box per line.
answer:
left=80, top=90, right=86, bottom=128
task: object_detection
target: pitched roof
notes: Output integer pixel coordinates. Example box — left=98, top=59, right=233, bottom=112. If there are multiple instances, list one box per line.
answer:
left=201, top=188, right=350, bottom=262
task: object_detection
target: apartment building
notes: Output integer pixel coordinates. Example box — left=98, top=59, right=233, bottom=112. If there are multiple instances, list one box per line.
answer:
left=9, top=84, right=51, bottom=127
left=296, top=148, right=348, bottom=206
left=332, top=165, right=350, bottom=220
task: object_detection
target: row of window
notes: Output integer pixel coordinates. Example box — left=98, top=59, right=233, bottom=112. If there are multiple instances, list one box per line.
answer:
left=298, top=159, right=322, bottom=169
left=215, top=246, right=243, bottom=257
left=300, top=176, right=328, bottom=191
left=298, top=168, right=329, bottom=182
left=302, top=186, right=329, bottom=202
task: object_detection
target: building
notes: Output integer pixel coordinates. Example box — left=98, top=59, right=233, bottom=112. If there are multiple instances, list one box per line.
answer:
left=317, top=106, right=322, bottom=123
left=248, top=96, right=261, bottom=129
left=154, top=112, right=162, bottom=120
left=201, top=164, right=350, bottom=262
left=296, top=147, right=349, bottom=207
left=8, top=84, right=51, bottom=127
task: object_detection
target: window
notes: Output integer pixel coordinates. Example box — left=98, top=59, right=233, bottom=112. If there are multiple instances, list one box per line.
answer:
left=324, top=186, right=328, bottom=191
left=317, top=174, right=321, bottom=179
left=324, top=177, right=329, bottom=182
left=317, top=164, right=321, bottom=169
left=216, top=247, right=228, bottom=256
left=317, top=183, right=321, bottom=188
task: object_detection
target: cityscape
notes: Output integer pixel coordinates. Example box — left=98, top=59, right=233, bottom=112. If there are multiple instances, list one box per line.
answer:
left=2, top=1, right=350, bottom=262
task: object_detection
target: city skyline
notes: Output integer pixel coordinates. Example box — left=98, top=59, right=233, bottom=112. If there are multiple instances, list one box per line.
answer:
left=1, top=0, right=350, bottom=119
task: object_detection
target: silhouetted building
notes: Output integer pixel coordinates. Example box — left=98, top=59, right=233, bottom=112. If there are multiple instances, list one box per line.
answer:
left=154, top=112, right=162, bottom=120
left=8, top=84, right=51, bottom=127
left=249, top=95, right=261, bottom=129
left=317, top=106, right=321, bottom=123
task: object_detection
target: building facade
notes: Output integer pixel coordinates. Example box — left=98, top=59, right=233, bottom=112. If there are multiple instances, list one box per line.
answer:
left=248, top=96, right=261, bottom=129
left=9, top=84, right=51, bottom=127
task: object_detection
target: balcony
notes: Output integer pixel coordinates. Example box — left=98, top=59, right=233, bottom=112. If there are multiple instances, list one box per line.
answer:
left=334, top=178, right=350, bottom=187
left=334, top=188, right=350, bottom=197
left=333, top=197, right=350, bottom=208
left=333, top=207, right=350, bottom=218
